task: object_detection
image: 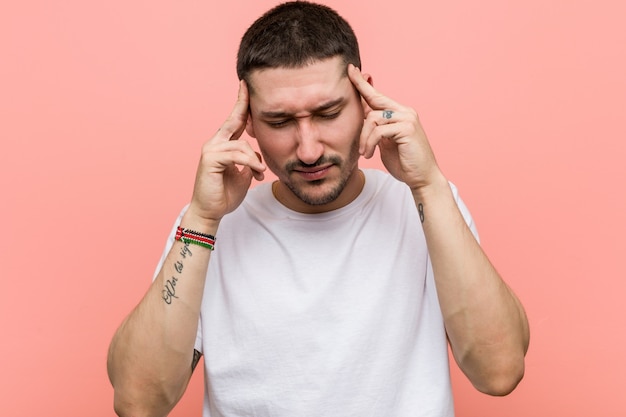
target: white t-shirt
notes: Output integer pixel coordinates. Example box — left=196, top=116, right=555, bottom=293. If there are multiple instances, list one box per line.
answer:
left=158, top=169, right=478, bottom=417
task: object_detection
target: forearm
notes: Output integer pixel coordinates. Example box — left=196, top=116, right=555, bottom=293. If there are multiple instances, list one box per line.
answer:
left=107, top=216, right=218, bottom=416
left=414, top=175, right=529, bottom=395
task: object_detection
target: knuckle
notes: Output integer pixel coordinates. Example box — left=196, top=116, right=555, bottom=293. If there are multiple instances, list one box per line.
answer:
left=201, top=141, right=212, bottom=154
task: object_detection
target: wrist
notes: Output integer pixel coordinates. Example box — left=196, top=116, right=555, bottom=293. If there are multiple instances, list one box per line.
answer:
left=409, top=171, right=449, bottom=201
left=180, top=209, right=221, bottom=237
left=175, top=226, right=216, bottom=250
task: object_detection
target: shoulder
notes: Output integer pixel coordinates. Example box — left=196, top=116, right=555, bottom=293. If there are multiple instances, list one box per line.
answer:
left=362, top=168, right=415, bottom=203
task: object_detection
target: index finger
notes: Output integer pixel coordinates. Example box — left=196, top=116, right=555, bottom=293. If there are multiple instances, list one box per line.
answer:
left=219, top=80, right=250, bottom=141
left=347, top=64, right=399, bottom=111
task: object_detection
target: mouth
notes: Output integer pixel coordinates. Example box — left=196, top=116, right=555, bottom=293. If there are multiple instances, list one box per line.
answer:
left=293, top=164, right=333, bottom=181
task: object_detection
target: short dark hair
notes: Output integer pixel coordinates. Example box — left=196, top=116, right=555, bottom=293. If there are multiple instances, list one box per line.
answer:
left=236, top=1, right=361, bottom=84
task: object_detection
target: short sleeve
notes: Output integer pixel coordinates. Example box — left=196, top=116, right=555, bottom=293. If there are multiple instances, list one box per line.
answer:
left=449, top=181, right=480, bottom=243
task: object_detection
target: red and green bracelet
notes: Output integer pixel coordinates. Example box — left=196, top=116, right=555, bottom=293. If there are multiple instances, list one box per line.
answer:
left=175, top=226, right=216, bottom=250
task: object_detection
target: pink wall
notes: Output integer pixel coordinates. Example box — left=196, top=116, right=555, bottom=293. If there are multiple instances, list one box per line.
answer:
left=2, top=0, right=625, bottom=415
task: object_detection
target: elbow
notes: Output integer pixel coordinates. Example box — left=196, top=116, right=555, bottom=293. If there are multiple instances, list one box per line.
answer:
left=107, top=349, right=185, bottom=417
left=113, top=394, right=147, bottom=417
left=472, top=356, right=526, bottom=396
left=113, top=396, right=140, bottom=417
left=110, top=372, right=182, bottom=417
left=112, top=387, right=175, bottom=417
left=460, top=321, right=530, bottom=396
left=112, top=387, right=155, bottom=417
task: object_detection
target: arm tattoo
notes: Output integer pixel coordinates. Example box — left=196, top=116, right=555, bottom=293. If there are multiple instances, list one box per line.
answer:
left=418, top=203, right=425, bottom=223
left=162, top=277, right=179, bottom=304
left=191, top=349, right=202, bottom=371
left=162, top=242, right=193, bottom=305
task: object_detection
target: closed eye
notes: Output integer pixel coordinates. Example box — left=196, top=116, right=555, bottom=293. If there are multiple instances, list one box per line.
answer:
left=264, top=109, right=340, bottom=128
left=318, top=111, right=340, bottom=120
left=266, top=119, right=291, bottom=128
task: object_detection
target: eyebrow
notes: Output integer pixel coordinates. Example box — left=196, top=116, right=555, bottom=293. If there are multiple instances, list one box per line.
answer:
left=259, top=97, right=345, bottom=119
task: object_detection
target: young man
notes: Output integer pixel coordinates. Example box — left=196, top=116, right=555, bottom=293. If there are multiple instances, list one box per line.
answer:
left=107, top=2, right=529, bottom=416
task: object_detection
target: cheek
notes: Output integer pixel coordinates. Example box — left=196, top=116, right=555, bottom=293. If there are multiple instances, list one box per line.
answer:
left=331, top=111, right=364, bottom=145
left=253, top=128, right=293, bottom=167
left=255, top=131, right=284, bottom=154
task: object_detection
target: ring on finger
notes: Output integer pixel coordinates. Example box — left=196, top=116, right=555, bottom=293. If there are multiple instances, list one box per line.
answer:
left=382, top=110, right=394, bottom=120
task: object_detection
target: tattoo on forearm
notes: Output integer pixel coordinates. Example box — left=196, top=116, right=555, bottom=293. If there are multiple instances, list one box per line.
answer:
left=418, top=203, right=425, bottom=223
left=162, top=242, right=193, bottom=305
left=191, top=349, right=202, bottom=371
left=180, top=244, right=192, bottom=259
left=162, top=277, right=178, bottom=304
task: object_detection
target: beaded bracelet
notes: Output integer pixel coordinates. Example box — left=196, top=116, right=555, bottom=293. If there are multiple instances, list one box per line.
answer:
left=175, top=226, right=216, bottom=250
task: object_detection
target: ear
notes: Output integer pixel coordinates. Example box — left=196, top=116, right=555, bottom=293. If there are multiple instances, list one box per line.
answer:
left=245, top=110, right=256, bottom=138
left=359, top=72, right=374, bottom=115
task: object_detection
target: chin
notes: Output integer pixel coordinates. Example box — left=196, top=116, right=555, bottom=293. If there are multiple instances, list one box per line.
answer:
left=291, top=181, right=344, bottom=206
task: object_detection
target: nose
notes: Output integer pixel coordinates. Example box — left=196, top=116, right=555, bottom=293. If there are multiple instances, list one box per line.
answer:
left=295, top=118, right=324, bottom=164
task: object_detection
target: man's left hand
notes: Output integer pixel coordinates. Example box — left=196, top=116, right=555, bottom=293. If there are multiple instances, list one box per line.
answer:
left=348, top=64, right=444, bottom=191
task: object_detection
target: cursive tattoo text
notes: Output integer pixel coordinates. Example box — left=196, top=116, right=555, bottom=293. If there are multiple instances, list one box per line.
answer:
left=162, top=277, right=179, bottom=304
left=162, top=242, right=193, bottom=305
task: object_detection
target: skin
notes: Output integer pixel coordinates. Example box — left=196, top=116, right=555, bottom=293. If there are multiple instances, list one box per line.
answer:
left=107, top=56, right=529, bottom=417
left=244, top=58, right=366, bottom=213
left=345, top=62, right=529, bottom=394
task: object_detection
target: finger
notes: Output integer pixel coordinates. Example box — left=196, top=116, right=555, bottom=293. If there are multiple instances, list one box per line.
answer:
left=359, top=109, right=403, bottom=155
left=347, top=64, right=400, bottom=111
left=251, top=152, right=265, bottom=181
left=361, top=121, right=414, bottom=159
left=379, top=109, right=396, bottom=124
left=366, top=109, right=400, bottom=128
left=217, top=80, right=250, bottom=142
left=202, top=140, right=266, bottom=174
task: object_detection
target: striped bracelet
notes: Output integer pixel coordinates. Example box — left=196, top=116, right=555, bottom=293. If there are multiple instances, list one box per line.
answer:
left=175, top=226, right=216, bottom=250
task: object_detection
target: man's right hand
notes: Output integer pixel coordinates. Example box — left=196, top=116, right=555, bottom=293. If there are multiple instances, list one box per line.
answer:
left=185, top=80, right=266, bottom=227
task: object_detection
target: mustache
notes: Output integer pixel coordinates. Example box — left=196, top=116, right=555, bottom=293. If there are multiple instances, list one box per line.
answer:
left=286, top=155, right=342, bottom=171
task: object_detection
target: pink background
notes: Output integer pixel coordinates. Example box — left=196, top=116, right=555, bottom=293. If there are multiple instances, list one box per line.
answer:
left=2, top=0, right=625, bottom=415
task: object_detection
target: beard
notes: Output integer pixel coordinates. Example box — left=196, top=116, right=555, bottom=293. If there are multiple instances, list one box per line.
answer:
left=284, top=155, right=347, bottom=205
left=264, top=138, right=361, bottom=206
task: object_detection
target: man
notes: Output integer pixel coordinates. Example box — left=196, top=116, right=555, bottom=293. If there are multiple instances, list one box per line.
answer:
left=107, top=2, right=529, bottom=416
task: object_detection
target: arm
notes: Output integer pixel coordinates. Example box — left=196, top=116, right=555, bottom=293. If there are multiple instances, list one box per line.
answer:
left=106, top=81, right=266, bottom=417
left=412, top=175, right=529, bottom=395
left=348, top=65, right=529, bottom=395
left=107, top=229, right=213, bottom=417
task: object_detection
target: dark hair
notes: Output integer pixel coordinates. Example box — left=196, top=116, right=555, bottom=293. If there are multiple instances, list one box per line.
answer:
left=236, top=1, right=361, bottom=84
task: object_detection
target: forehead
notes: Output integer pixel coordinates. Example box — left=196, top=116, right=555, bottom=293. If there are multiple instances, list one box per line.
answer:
left=248, top=57, right=352, bottom=113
